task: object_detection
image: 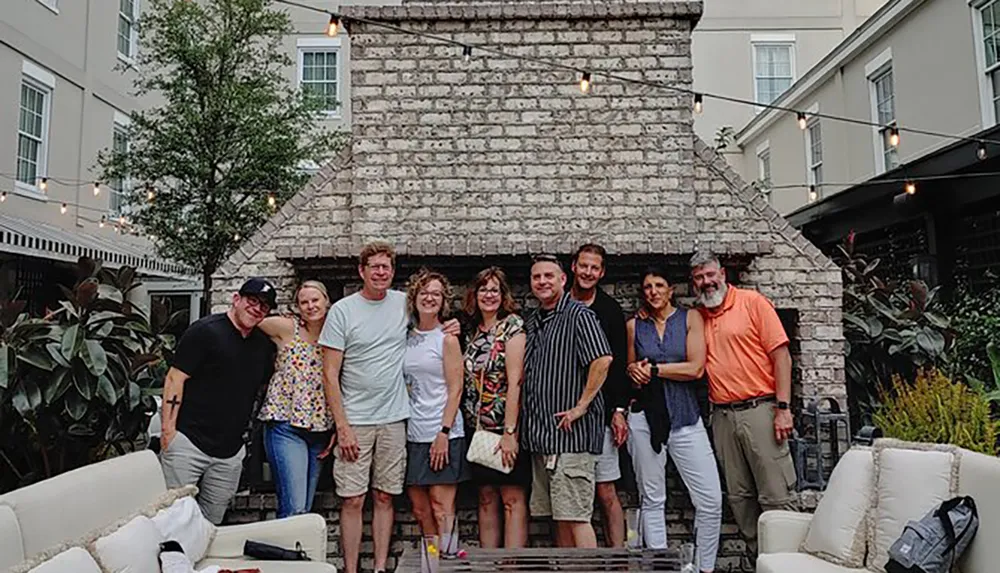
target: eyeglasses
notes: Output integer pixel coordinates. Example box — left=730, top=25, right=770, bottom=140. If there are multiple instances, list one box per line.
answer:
left=366, top=263, right=392, bottom=272
left=477, top=287, right=501, bottom=296
left=241, top=296, right=270, bottom=311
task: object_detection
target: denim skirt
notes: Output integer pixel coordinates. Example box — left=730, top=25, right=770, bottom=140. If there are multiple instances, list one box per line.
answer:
left=405, top=438, right=471, bottom=486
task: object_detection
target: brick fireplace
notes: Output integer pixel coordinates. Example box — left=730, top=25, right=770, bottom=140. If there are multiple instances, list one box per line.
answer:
left=215, top=1, right=845, bottom=570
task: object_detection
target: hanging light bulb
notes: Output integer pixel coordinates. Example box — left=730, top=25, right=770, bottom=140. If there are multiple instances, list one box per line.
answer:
left=60, top=203, right=68, bottom=215
left=234, top=232, right=241, bottom=241
left=326, top=15, right=339, bottom=37
left=39, top=178, right=48, bottom=192
left=99, top=215, right=106, bottom=229
left=808, top=185, right=818, bottom=202
left=905, top=181, right=916, bottom=195
left=579, top=71, right=592, bottom=94
left=267, top=194, right=276, bottom=208
left=797, top=112, right=808, bottom=130
left=1, top=192, right=7, bottom=203
left=93, top=182, right=101, bottom=196
left=978, top=143, right=988, bottom=161
left=693, top=93, right=703, bottom=114
left=146, top=187, right=155, bottom=201
left=462, top=45, right=473, bottom=62
left=889, top=127, right=900, bottom=147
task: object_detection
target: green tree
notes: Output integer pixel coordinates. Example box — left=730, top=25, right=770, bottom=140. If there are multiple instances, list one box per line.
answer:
left=99, top=0, right=341, bottom=311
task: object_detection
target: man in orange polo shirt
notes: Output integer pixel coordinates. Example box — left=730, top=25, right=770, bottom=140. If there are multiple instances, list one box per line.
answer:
left=690, top=252, right=798, bottom=555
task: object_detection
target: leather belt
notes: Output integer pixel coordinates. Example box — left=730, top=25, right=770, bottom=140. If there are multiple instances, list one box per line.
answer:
left=713, top=394, right=775, bottom=411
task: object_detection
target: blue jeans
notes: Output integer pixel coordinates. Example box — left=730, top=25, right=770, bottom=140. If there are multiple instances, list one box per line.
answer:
left=263, top=421, right=330, bottom=518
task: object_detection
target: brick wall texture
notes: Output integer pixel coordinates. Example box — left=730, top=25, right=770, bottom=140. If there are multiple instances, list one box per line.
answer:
left=214, top=1, right=844, bottom=571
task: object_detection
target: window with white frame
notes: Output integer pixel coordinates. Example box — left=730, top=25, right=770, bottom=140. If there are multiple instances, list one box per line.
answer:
left=118, top=0, right=139, bottom=61
left=109, top=115, right=130, bottom=216
left=15, top=63, right=54, bottom=195
left=978, top=0, right=1000, bottom=124
left=753, top=41, right=795, bottom=105
left=872, top=68, right=898, bottom=172
left=297, top=38, right=342, bottom=115
left=807, top=118, right=823, bottom=191
left=756, top=144, right=772, bottom=202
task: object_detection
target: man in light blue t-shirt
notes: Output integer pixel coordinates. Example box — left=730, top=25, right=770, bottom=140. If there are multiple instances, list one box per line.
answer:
left=319, top=240, right=457, bottom=573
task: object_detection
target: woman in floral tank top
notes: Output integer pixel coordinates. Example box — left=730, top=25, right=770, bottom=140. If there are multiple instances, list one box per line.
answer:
left=258, top=280, right=335, bottom=518
left=461, top=267, right=529, bottom=549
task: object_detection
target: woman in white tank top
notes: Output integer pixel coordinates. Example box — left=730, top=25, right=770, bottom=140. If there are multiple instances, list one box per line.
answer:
left=403, top=269, right=469, bottom=559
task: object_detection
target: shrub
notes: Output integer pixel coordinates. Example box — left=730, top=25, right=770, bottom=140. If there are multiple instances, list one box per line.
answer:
left=873, top=369, right=998, bottom=455
left=946, top=279, right=1000, bottom=387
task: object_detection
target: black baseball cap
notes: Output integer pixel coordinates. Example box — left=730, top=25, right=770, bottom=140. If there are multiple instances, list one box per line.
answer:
left=238, top=277, right=277, bottom=309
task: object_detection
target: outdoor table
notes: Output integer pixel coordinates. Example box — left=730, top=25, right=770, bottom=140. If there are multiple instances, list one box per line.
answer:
left=396, top=547, right=683, bottom=572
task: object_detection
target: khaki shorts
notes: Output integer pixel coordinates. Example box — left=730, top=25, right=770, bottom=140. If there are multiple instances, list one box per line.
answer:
left=333, top=421, right=406, bottom=497
left=530, top=453, right=596, bottom=522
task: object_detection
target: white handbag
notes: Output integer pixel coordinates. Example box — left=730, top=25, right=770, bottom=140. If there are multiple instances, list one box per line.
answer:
left=466, top=369, right=513, bottom=474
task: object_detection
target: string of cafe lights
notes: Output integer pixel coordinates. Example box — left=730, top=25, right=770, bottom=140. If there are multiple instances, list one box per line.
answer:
left=273, top=0, right=1000, bottom=161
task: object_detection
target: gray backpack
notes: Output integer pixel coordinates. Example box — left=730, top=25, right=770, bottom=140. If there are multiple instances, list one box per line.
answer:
left=886, top=496, right=979, bottom=573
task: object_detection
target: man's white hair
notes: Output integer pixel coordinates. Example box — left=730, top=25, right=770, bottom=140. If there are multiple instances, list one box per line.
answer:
left=689, top=251, right=721, bottom=270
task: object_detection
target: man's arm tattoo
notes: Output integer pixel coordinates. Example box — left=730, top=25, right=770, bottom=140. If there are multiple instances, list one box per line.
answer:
left=166, top=396, right=181, bottom=411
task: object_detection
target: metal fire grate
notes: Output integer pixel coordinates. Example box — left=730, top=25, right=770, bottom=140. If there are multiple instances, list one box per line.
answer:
left=397, top=548, right=683, bottom=572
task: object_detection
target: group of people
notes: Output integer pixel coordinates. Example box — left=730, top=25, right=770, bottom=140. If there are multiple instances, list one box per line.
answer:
left=157, top=240, right=799, bottom=573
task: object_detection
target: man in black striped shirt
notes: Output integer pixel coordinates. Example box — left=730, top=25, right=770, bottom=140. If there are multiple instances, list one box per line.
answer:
left=522, top=254, right=613, bottom=549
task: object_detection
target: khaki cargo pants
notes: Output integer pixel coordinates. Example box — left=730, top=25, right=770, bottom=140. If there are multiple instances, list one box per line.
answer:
left=711, top=401, right=799, bottom=551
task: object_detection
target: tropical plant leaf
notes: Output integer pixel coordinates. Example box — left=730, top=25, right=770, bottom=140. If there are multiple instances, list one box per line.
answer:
left=0, top=342, right=8, bottom=390
left=96, top=375, right=117, bottom=406
left=97, top=284, right=124, bottom=304
left=844, top=313, right=870, bottom=336
left=23, top=378, right=41, bottom=409
left=17, top=348, right=56, bottom=372
left=92, top=320, right=114, bottom=338
left=866, top=317, right=884, bottom=339
left=128, top=382, right=141, bottom=410
left=81, top=340, right=108, bottom=377
left=925, top=311, right=950, bottom=329
left=916, top=329, right=946, bottom=356
left=67, top=423, right=95, bottom=437
left=42, top=369, right=72, bottom=404
left=61, top=324, right=80, bottom=361
left=65, top=390, right=87, bottom=421
left=73, top=372, right=93, bottom=400
left=11, top=384, right=30, bottom=416
left=45, top=343, right=71, bottom=368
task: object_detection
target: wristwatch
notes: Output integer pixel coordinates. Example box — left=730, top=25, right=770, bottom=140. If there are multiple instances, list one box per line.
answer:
left=504, top=425, right=517, bottom=435
left=440, top=425, right=451, bottom=435
left=776, top=401, right=790, bottom=410
left=614, top=407, right=627, bottom=414
left=648, top=358, right=658, bottom=378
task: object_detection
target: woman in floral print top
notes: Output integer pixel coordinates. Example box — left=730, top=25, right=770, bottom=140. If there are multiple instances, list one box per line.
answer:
left=257, top=280, right=335, bottom=518
left=461, top=267, right=529, bottom=549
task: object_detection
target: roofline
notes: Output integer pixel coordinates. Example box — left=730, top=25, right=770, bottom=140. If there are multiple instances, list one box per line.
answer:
left=784, top=123, right=1000, bottom=227
left=341, top=2, right=703, bottom=23
left=735, top=0, right=928, bottom=147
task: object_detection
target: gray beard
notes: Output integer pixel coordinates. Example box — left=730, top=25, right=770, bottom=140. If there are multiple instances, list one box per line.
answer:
left=698, top=284, right=727, bottom=308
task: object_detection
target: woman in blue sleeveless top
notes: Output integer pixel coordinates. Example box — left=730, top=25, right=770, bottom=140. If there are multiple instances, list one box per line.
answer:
left=625, top=266, right=722, bottom=573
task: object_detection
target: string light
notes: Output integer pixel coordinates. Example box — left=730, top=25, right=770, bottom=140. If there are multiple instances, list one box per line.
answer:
left=39, top=178, right=47, bottom=192
left=326, top=15, right=339, bottom=37
left=146, top=188, right=155, bottom=201
left=579, top=71, right=591, bottom=94
left=978, top=143, right=988, bottom=161
left=889, top=127, right=900, bottom=148
left=1, top=192, right=6, bottom=203
left=797, top=112, right=808, bottom=130
left=99, top=215, right=106, bottom=228
left=905, top=181, right=917, bottom=195
left=267, top=194, right=276, bottom=208
left=462, top=45, right=473, bottom=62
left=693, top=93, right=703, bottom=114
left=808, top=185, right=818, bottom=202
left=234, top=233, right=241, bottom=241
left=93, top=182, right=101, bottom=196
left=60, top=203, right=67, bottom=215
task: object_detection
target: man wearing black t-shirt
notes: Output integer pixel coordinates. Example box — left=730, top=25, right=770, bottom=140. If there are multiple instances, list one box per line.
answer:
left=159, top=278, right=278, bottom=524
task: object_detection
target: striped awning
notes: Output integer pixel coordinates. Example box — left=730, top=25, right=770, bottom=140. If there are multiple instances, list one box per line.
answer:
left=0, top=213, right=194, bottom=279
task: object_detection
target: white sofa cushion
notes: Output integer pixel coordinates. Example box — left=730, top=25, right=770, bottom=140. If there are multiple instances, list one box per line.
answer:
left=151, top=495, right=216, bottom=563
left=91, top=515, right=163, bottom=573
left=0, top=451, right=166, bottom=560
left=758, top=552, right=868, bottom=573
left=866, top=439, right=960, bottom=573
left=0, top=503, right=26, bottom=570
left=800, top=447, right=873, bottom=568
left=196, top=559, right=339, bottom=572
left=956, top=450, right=1000, bottom=573
left=25, top=547, right=102, bottom=573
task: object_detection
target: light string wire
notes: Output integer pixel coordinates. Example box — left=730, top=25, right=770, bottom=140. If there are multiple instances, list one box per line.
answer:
left=273, top=0, right=1000, bottom=148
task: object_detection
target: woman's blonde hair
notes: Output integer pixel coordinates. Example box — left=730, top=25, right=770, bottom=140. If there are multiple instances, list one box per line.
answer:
left=406, top=268, right=452, bottom=325
left=294, top=280, right=330, bottom=313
